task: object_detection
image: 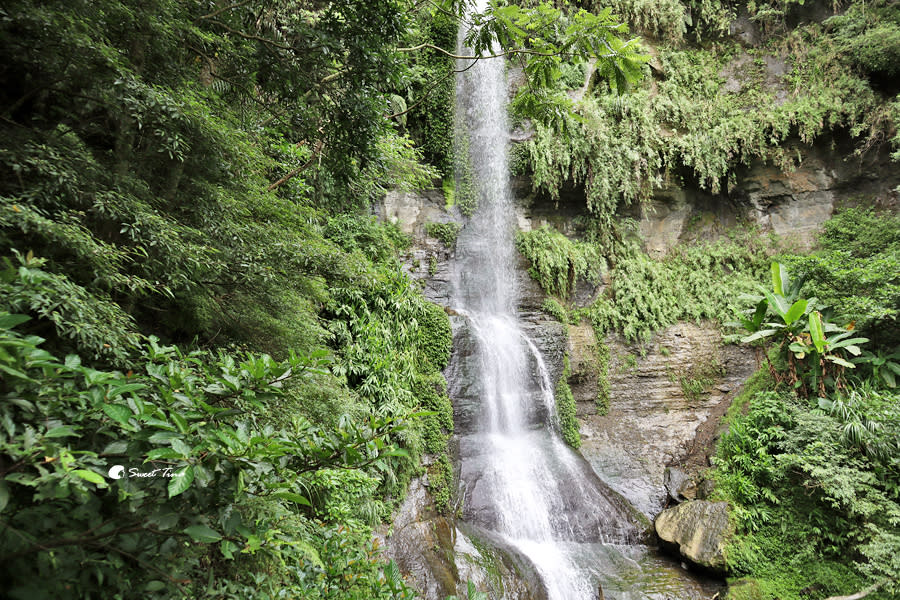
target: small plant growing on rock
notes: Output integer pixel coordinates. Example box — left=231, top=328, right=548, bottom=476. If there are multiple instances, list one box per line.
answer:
left=425, top=221, right=462, bottom=248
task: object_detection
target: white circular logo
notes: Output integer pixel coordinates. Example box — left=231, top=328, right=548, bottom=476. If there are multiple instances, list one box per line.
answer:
left=108, top=465, right=125, bottom=479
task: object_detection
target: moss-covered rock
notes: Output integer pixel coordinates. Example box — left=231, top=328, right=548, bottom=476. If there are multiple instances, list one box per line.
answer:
left=655, top=500, right=732, bottom=572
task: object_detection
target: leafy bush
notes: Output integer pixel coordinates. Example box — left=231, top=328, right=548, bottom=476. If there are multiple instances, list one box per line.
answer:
left=783, top=208, right=900, bottom=342
left=0, top=312, right=415, bottom=599
left=541, top=297, right=571, bottom=324
left=714, top=387, right=900, bottom=598
left=826, top=0, right=900, bottom=81
left=425, top=222, right=462, bottom=248
left=580, top=232, right=768, bottom=342
left=516, top=226, right=602, bottom=299
left=523, top=16, right=893, bottom=229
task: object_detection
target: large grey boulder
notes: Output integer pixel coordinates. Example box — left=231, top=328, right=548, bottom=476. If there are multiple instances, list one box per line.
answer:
left=655, top=500, right=731, bottom=572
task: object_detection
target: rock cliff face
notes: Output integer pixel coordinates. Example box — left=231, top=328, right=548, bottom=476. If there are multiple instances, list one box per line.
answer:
left=376, top=478, right=536, bottom=600
left=634, top=138, right=899, bottom=257
left=570, top=322, right=756, bottom=519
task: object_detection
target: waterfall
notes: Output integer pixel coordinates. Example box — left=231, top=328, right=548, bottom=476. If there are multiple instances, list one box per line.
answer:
left=448, top=6, right=645, bottom=599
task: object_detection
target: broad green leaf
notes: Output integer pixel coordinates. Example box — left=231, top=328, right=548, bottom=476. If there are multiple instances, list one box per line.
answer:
left=146, top=447, right=182, bottom=461
left=825, top=355, right=855, bottom=368
left=750, top=298, right=768, bottom=329
left=148, top=431, right=180, bottom=444
left=0, top=480, right=9, bottom=511
left=771, top=262, right=786, bottom=296
left=183, top=523, right=221, bottom=543
left=220, top=539, right=239, bottom=560
left=783, top=299, right=808, bottom=325
left=828, top=337, right=869, bottom=352
left=272, top=491, right=311, bottom=506
left=809, top=312, right=825, bottom=354
left=0, top=313, right=31, bottom=329
left=170, top=438, right=191, bottom=458
left=44, top=425, right=79, bottom=438
left=741, top=329, right=779, bottom=343
left=109, top=383, right=147, bottom=397
left=171, top=412, right=189, bottom=434
left=763, top=289, right=790, bottom=321
left=102, top=404, right=133, bottom=427
left=0, top=364, right=35, bottom=382
left=167, top=465, right=194, bottom=498
left=102, top=440, right=128, bottom=454
left=144, top=581, right=166, bottom=592
left=73, top=469, right=108, bottom=488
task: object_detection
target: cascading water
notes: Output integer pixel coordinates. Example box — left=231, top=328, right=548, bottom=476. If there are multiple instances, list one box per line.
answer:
left=448, top=6, right=645, bottom=599
left=445, top=6, right=725, bottom=600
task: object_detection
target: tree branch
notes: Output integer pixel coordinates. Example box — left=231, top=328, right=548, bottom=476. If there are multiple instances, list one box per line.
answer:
left=205, top=19, right=293, bottom=50
left=267, top=140, right=324, bottom=191
left=0, top=522, right=147, bottom=562
left=396, top=42, right=579, bottom=60
left=194, top=0, right=252, bottom=23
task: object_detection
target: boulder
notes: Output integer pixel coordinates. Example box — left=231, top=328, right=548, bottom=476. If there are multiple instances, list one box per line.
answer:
left=664, top=466, right=697, bottom=503
left=655, top=500, right=731, bottom=572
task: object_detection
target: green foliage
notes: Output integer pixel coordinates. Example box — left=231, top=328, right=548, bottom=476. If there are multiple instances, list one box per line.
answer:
left=446, top=581, right=488, bottom=600
left=713, top=386, right=900, bottom=597
left=731, top=261, right=871, bottom=397
left=782, top=208, right=900, bottom=340
left=466, top=3, right=648, bottom=129
left=580, top=232, right=769, bottom=342
left=825, top=0, right=900, bottom=80
left=425, top=222, right=463, bottom=248
left=516, top=226, right=602, bottom=299
left=522, top=18, right=893, bottom=227
left=541, top=297, right=571, bottom=324
left=406, top=9, right=458, bottom=175
left=418, top=301, right=454, bottom=372
left=1, top=252, right=141, bottom=364
left=415, top=372, right=454, bottom=453
left=676, top=356, right=724, bottom=403
left=0, top=312, right=416, bottom=599
left=428, top=454, right=455, bottom=514
left=452, top=128, right=480, bottom=217
left=555, top=355, right=581, bottom=448
left=591, top=0, right=690, bottom=42
left=718, top=218, right=900, bottom=595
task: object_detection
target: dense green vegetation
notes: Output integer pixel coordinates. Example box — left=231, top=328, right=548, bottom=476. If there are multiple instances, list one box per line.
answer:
left=510, top=2, right=899, bottom=595
left=1, top=0, right=897, bottom=598
left=713, top=211, right=900, bottom=600
left=0, top=1, right=461, bottom=597
left=520, top=0, right=899, bottom=245
left=520, top=226, right=772, bottom=342
left=555, top=354, right=581, bottom=447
